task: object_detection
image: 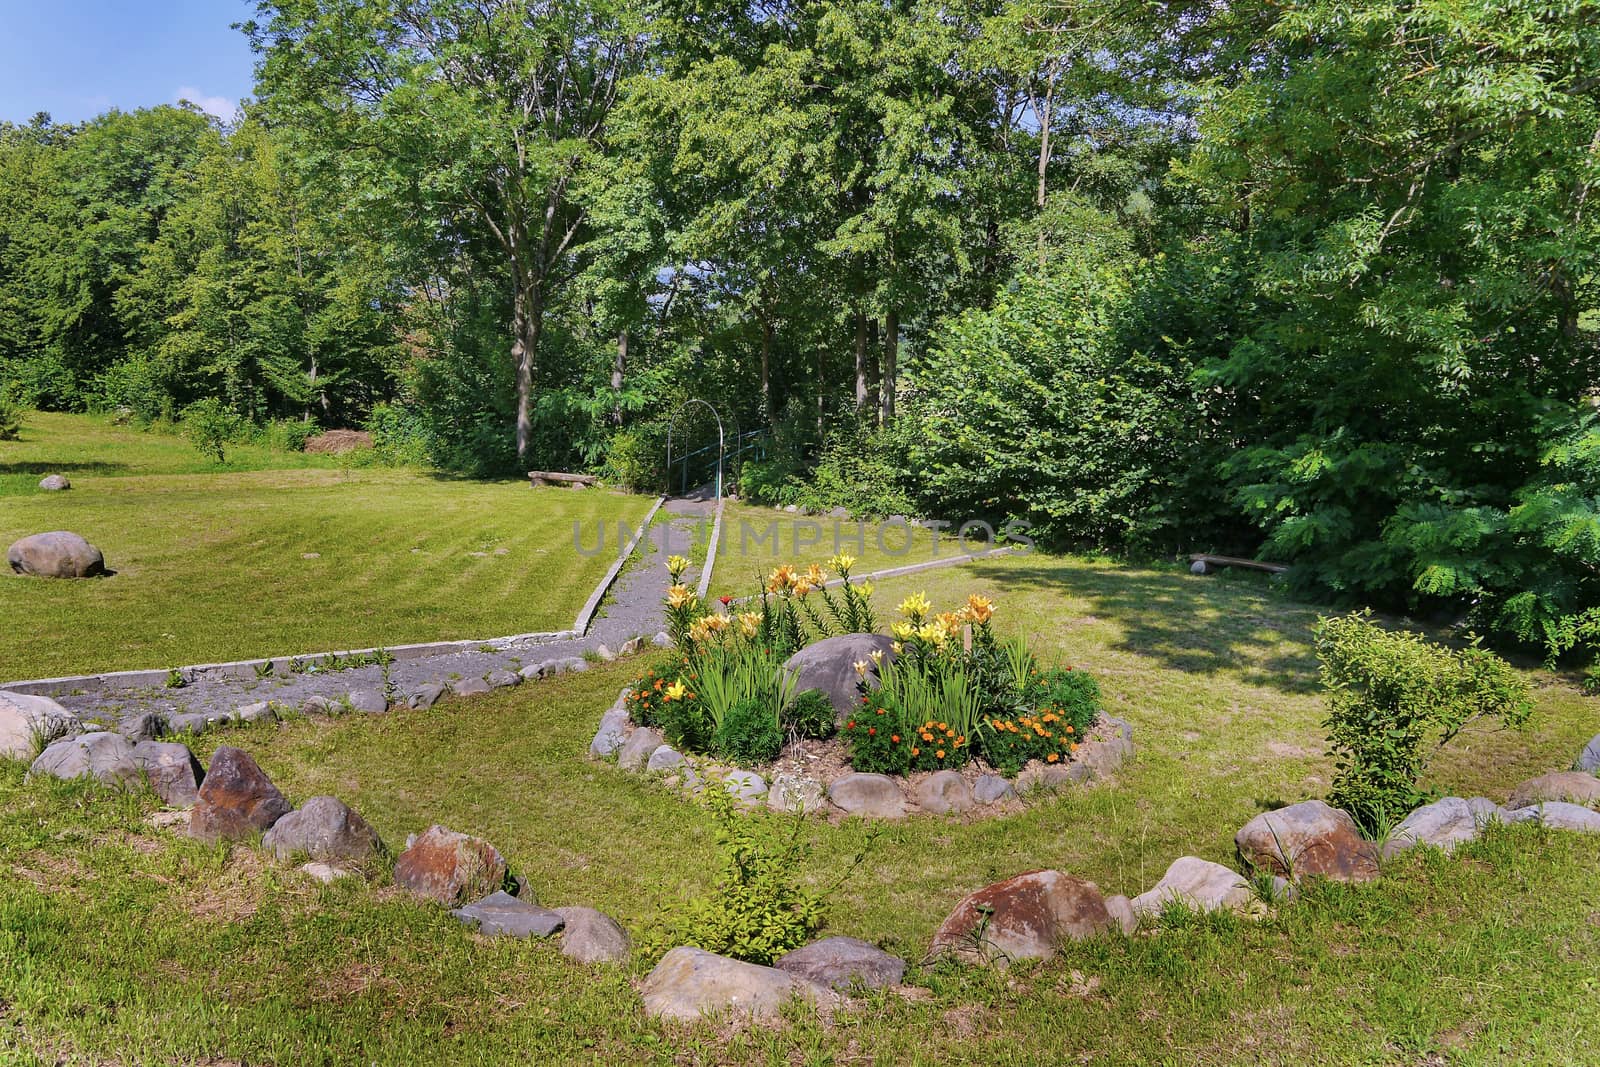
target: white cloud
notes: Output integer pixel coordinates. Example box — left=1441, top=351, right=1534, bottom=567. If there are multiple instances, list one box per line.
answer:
left=174, top=86, right=235, bottom=121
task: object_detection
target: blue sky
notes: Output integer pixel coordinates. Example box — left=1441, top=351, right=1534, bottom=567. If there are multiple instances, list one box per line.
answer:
left=0, top=0, right=256, bottom=124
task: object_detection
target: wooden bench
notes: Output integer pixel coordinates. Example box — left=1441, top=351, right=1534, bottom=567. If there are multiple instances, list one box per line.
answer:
left=1189, top=553, right=1290, bottom=575
left=528, top=471, right=598, bottom=489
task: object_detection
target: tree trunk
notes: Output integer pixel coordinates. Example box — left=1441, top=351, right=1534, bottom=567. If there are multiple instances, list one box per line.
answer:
left=1036, top=71, right=1055, bottom=271
left=880, top=307, right=898, bottom=425
left=853, top=311, right=869, bottom=411
left=512, top=284, right=541, bottom=464
left=760, top=315, right=773, bottom=427
left=611, top=328, right=627, bottom=426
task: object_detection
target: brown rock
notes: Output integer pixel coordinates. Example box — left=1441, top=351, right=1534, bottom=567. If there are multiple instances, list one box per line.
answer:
left=1234, top=799, right=1379, bottom=883
left=189, top=746, right=291, bottom=842
left=1506, top=771, right=1600, bottom=811
left=393, top=825, right=507, bottom=905
left=640, top=947, right=836, bottom=1021
left=7, top=531, right=106, bottom=578
left=929, top=869, right=1116, bottom=967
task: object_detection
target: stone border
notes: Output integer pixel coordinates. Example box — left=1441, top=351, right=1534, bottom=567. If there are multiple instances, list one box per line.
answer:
left=1, top=495, right=668, bottom=697
left=695, top=498, right=725, bottom=602
left=589, top=689, right=1136, bottom=820
left=724, top=546, right=1021, bottom=607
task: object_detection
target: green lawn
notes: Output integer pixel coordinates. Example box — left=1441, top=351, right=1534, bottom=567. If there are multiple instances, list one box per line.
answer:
left=1, top=413, right=652, bottom=680
left=3, top=552, right=1596, bottom=1064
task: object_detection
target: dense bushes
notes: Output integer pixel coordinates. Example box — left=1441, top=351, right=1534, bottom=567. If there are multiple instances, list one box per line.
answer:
left=1315, top=612, right=1532, bottom=831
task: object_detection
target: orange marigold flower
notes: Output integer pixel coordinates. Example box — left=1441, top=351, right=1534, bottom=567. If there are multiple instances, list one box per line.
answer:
left=935, top=749, right=945, bottom=759
left=1047, top=753, right=1060, bottom=763
left=910, top=747, right=920, bottom=757
left=868, top=727, right=876, bottom=736
left=1071, top=742, right=1080, bottom=751
left=891, top=735, right=901, bottom=743
left=921, top=731, right=934, bottom=742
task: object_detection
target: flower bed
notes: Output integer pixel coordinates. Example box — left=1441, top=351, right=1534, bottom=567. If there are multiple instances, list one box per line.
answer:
left=593, top=555, right=1133, bottom=818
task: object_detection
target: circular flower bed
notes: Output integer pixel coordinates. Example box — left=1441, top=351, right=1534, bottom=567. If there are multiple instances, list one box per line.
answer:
left=592, top=555, right=1133, bottom=818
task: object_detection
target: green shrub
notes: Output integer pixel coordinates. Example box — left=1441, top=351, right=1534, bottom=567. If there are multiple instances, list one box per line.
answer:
left=602, top=422, right=669, bottom=493
left=1316, top=611, right=1533, bottom=831
left=1032, top=667, right=1100, bottom=737
left=842, top=692, right=910, bottom=774
left=783, top=689, right=836, bottom=740
left=0, top=389, right=22, bottom=441
left=645, top=783, right=825, bottom=965
left=180, top=398, right=237, bottom=463
left=711, top=697, right=784, bottom=766
left=365, top=402, right=432, bottom=467
left=257, top=418, right=317, bottom=453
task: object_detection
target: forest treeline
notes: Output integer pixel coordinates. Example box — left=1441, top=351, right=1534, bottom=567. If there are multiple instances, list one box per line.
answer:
left=0, top=0, right=1596, bottom=671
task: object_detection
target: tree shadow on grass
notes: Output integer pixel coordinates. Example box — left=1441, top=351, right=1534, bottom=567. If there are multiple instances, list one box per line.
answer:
left=984, top=561, right=1324, bottom=694
left=0, top=461, right=133, bottom=477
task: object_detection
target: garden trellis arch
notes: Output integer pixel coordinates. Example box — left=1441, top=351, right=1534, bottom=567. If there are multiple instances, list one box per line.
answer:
left=665, top=399, right=727, bottom=500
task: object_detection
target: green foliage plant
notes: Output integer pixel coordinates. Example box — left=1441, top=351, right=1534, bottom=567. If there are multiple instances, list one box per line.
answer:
left=180, top=397, right=235, bottom=464
left=711, top=697, right=784, bottom=766
left=782, top=689, right=836, bottom=741
left=1315, top=611, right=1533, bottom=831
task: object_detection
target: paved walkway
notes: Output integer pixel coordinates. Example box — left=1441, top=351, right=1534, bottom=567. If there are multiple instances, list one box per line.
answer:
left=45, top=494, right=721, bottom=730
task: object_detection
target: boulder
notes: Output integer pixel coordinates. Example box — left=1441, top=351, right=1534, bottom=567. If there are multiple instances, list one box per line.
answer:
left=774, top=937, right=906, bottom=991
left=408, top=683, right=447, bottom=710
left=929, top=869, right=1116, bottom=967
left=617, top=727, right=666, bottom=771
left=29, top=732, right=139, bottom=788
left=1104, top=894, right=1138, bottom=935
left=640, top=947, right=835, bottom=1022
left=914, top=770, right=975, bottom=814
left=1382, top=797, right=1503, bottom=858
left=0, top=690, right=79, bottom=759
left=300, top=862, right=358, bottom=884
left=559, top=657, right=589, bottom=674
left=553, top=906, right=631, bottom=964
left=767, top=774, right=827, bottom=814
left=300, top=695, right=334, bottom=716
left=1131, top=857, right=1254, bottom=916
left=1576, top=734, right=1600, bottom=775
left=1016, top=761, right=1075, bottom=795
left=189, top=746, right=293, bottom=843
left=234, top=701, right=277, bottom=724
left=38, top=474, right=70, bottom=491
left=518, top=662, right=549, bottom=681
left=593, top=645, right=617, bottom=662
left=973, top=774, right=1016, bottom=805
left=131, top=740, right=204, bottom=807
left=1504, top=801, right=1600, bottom=833
left=347, top=688, right=388, bottom=714
left=7, top=531, right=106, bottom=578
left=486, top=669, right=521, bottom=689
left=590, top=707, right=631, bottom=758
left=119, top=711, right=166, bottom=743
left=827, top=773, right=907, bottom=819
left=261, top=795, right=381, bottom=865
left=451, top=890, right=564, bottom=938
left=393, top=825, right=508, bottom=906
left=449, top=676, right=491, bottom=698
left=782, top=633, right=897, bottom=722
left=723, top=770, right=768, bottom=805
left=652, top=632, right=673, bottom=648
left=1235, top=799, right=1379, bottom=883
left=646, top=745, right=686, bottom=772
left=1071, top=723, right=1133, bottom=781
left=1507, top=771, right=1600, bottom=811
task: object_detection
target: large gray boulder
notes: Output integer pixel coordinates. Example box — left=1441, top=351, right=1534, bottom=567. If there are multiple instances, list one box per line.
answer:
left=774, top=936, right=906, bottom=991
left=261, top=795, right=381, bottom=865
left=553, top=906, right=631, bottom=964
left=929, top=869, right=1117, bottom=967
left=1382, top=797, right=1503, bottom=858
left=640, top=947, right=836, bottom=1021
left=38, top=474, right=70, bottom=491
left=1234, top=799, right=1379, bottom=883
left=131, top=740, right=204, bottom=807
left=29, top=732, right=139, bottom=788
left=617, top=727, right=665, bottom=771
left=782, top=633, right=896, bottom=722
left=7, top=531, right=106, bottom=578
left=1507, top=771, right=1600, bottom=810
left=189, top=746, right=292, bottom=843
left=347, top=688, right=388, bottom=714
left=1504, top=802, right=1600, bottom=833
left=1576, top=734, right=1600, bottom=775
left=914, top=770, right=975, bottom=814
left=452, top=891, right=564, bottom=938
left=0, top=690, right=79, bottom=760
left=828, top=773, right=907, bottom=818
left=973, top=774, right=1016, bottom=805
left=722, top=769, right=768, bottom=805
left=1131, top=856, right=1254, bottom=917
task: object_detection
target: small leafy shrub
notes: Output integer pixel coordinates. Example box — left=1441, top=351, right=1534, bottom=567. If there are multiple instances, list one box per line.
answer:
left=257, top=417, right=317, bottom=453
left=1032, top=667, right=1100, bottom=736
left=979, top=711, right=1084, bottom=776
left=602, top=422, right=669, bottom=493
left=181, top=397, right=237, bottom=463
left=842, top=692, right=909, bottom=774
left=646, top=783, right=824, bottom=965
left=625, top=660, right=682, bottom=729
left=654, top=676, right=707, bottom=752
left=783, top=689, right=836, bottom=740
left=1316, top=611, right=1532, bottom=831
left=0, top=384, right=24, bottom=441
left=712, top=697, right=784, bottom=766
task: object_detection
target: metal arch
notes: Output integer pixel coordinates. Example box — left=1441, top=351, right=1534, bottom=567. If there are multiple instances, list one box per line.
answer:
left=665, top=399, right=726, bottom=501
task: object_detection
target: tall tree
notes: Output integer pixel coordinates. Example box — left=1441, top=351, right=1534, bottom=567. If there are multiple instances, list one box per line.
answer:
left=248, top=0, right=646, bottom=461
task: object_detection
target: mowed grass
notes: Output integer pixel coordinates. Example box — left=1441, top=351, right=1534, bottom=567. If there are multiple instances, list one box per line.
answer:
left=3, top=552, right=1597, bottom=1064
left=706, top=501, right=977, bottom=599
left=1, top=414, right=652, bottom=680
